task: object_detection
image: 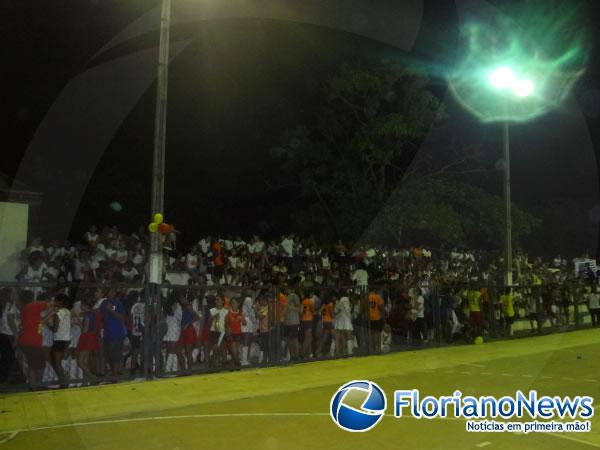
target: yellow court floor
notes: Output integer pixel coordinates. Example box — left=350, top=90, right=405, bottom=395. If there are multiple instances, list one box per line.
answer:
left=1, top=329, right=600, bottom=449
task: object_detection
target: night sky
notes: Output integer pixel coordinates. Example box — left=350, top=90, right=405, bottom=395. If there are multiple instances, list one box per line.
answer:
left=2, top=0, right=600, bottom=257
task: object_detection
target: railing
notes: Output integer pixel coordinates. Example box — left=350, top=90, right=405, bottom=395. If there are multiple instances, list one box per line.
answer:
left=0, top=280, right=595, bottom=392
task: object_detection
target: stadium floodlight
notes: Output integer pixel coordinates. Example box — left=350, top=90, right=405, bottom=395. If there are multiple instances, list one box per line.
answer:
left=511, top=78, right=535, bottom=98
left=447, top=6, right=589, bottom=287
left=487, top=66, right=535, bottom=99
left=488, top=67, right=516, bottom=90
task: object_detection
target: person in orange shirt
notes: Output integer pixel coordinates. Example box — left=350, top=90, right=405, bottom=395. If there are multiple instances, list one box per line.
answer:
left=368, top=291, right=385, bottom=354
left=276, top=288, right=288, bottom=360
left=277, top=290, right=287, bottom=324
left=301, top=292, right=315, bottom=358
left=317, top=296, right=334, bottom=357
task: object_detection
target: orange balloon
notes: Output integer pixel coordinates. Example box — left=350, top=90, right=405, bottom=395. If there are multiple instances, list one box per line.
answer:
left=158, top=222, right=172, bottom=235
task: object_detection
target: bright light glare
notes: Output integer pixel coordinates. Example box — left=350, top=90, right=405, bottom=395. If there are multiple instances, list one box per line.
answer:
left=489, top=67, right=516, bottom=89
left=512, top=78, right=535, bottom=97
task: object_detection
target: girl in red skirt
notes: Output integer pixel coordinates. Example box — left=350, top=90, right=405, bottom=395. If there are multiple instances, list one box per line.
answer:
left=226, top=298, right=246, bottom=370
left=178, top=300, right=199, bottom=371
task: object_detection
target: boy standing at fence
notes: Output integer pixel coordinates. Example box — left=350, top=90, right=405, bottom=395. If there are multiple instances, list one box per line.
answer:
left=368, top=291, right=385, bottom=354
left=283, top=287, right=300, bottom=361
left=301, top=292, right=314, bottom=359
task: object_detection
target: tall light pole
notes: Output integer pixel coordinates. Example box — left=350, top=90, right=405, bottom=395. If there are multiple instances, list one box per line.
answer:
left=145, top=0, right=171, bottom=378
left=149, top=0, right=171, bottom=285
left=503, top=121, right=512, bottom=287
left=487, top=66, right=535, bottom=287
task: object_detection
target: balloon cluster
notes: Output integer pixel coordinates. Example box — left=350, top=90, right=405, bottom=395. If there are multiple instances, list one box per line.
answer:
left=148, top=213, right=173, bottom=235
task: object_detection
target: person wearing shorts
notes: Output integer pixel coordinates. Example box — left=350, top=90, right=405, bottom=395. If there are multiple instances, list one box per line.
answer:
left=129, top=296, right=145, bottom=374
left=240, top=293, right=257, bottom=366
left=209, top=296, right=228, bottom=367
left=283, top=288, right=301, bottom=361
left=51, top=293, right=71, bottom=386
left=101, top=296, right=127, bottom=376
left=368, top=291, right=385, bottom=354
left=467, top=289, right=483, bottom=337
left=300, top=293, right=315, bottom=359
left=225, top=298, right=245, bottom=369
left=178, top=300, right=198, bottom=371
left=18, top=290, right=47, bottom=388
left=500, top=289, right=515, bottom=337
left=334, top=292, right=353, bottom=358
left=317, top=298, right=334, bottom=357
left=256, top=297, right=271, bottom=364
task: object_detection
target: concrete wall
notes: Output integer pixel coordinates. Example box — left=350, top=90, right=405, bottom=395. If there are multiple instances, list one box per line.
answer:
left=0, top=201, right=29, bottom=281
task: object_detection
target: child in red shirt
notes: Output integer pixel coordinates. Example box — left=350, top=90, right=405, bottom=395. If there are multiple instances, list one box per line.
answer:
left=226, top=298, right=245, bottom=369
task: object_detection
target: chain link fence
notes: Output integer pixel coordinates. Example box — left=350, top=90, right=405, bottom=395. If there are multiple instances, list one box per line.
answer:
left=0, top=279, right=596, bottom=391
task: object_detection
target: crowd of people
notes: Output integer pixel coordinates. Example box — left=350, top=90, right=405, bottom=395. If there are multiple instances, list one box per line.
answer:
left=1, top=224, right=599, bottom=389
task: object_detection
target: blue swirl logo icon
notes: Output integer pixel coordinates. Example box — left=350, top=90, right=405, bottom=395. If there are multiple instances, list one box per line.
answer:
left=330, top=380, right=387, bottom=432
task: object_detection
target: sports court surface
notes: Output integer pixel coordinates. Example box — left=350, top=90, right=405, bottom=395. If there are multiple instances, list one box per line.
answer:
left=1, top=329, right=600, bottom=450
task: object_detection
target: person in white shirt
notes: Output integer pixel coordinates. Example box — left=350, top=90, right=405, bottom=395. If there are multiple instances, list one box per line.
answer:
left=162, top=293, right=183, bottom=372
left=51, top=293, right=72, bottom=386
left=198, top=237, right=211, bottom=255
left=46, top=240, right=64, bottom=262
left=334, top=291, right=353, bottom=357
left=351, top=265, right=369, bottom=294
left=587, top=286, right=600, bottom=327
left=209, top=295, right=229, bottom=367
left=223, top=236, right=234, bottom=252
left=0, top=288, right=19, bottom=382
left=121, top=261, right=139, bottom=282
left=185, top=246, right=200, bottom=274
left=115, top=242, right=129, bottom=265
left=73, top=251, right=92, bottom=282
left=27, top=237, right=45, bottom=255
left=381, top=324, right=392, bottom=353
left=249, top=235, right=265, bottom=254
left=84, top=225, right=99, bottom=246
left=280, top=235, right=294, bottom=258
left=61, top=241, right=76, bottom=259
left=19, top=254, right=48, bottom=283
left=525, top=288, right=539, bottom=333
left=104, top=240, right=118, bottom=261
left=130, top=294, right=145, bottom=373
left=410, top=289, right=425, bottom=344
left=240, top=293, right=257, bottom=366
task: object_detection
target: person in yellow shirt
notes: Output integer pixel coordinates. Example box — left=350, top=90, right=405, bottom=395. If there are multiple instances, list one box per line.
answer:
left=368, top=291, right=385, bottom=354
left=467, top=289, right=483, bottom=337
left=500, top=288, right=515, bottom=336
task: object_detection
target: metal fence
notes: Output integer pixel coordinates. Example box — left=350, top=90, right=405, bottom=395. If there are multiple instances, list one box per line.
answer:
left=0, top=279, right=596, bottom=391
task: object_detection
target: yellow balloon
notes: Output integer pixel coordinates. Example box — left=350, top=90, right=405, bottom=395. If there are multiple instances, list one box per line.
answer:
left=153, top=213, right=164, bottom=225
left=148, top=222, right=158, bottom=233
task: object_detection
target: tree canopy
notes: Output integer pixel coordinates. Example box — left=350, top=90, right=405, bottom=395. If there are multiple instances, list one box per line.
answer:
left=270, top=62, right=541, bottom=249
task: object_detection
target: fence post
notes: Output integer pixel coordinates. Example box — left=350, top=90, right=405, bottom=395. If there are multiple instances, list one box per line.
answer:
left=143, top=283, right=155, bottom=380
left=433, top=284, right=441, bottom=346
left=273, top=285, right=280, bottom=365
left=573, top=282, right=580, bottom=329
left=486, top=283, right=494, bottom=338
